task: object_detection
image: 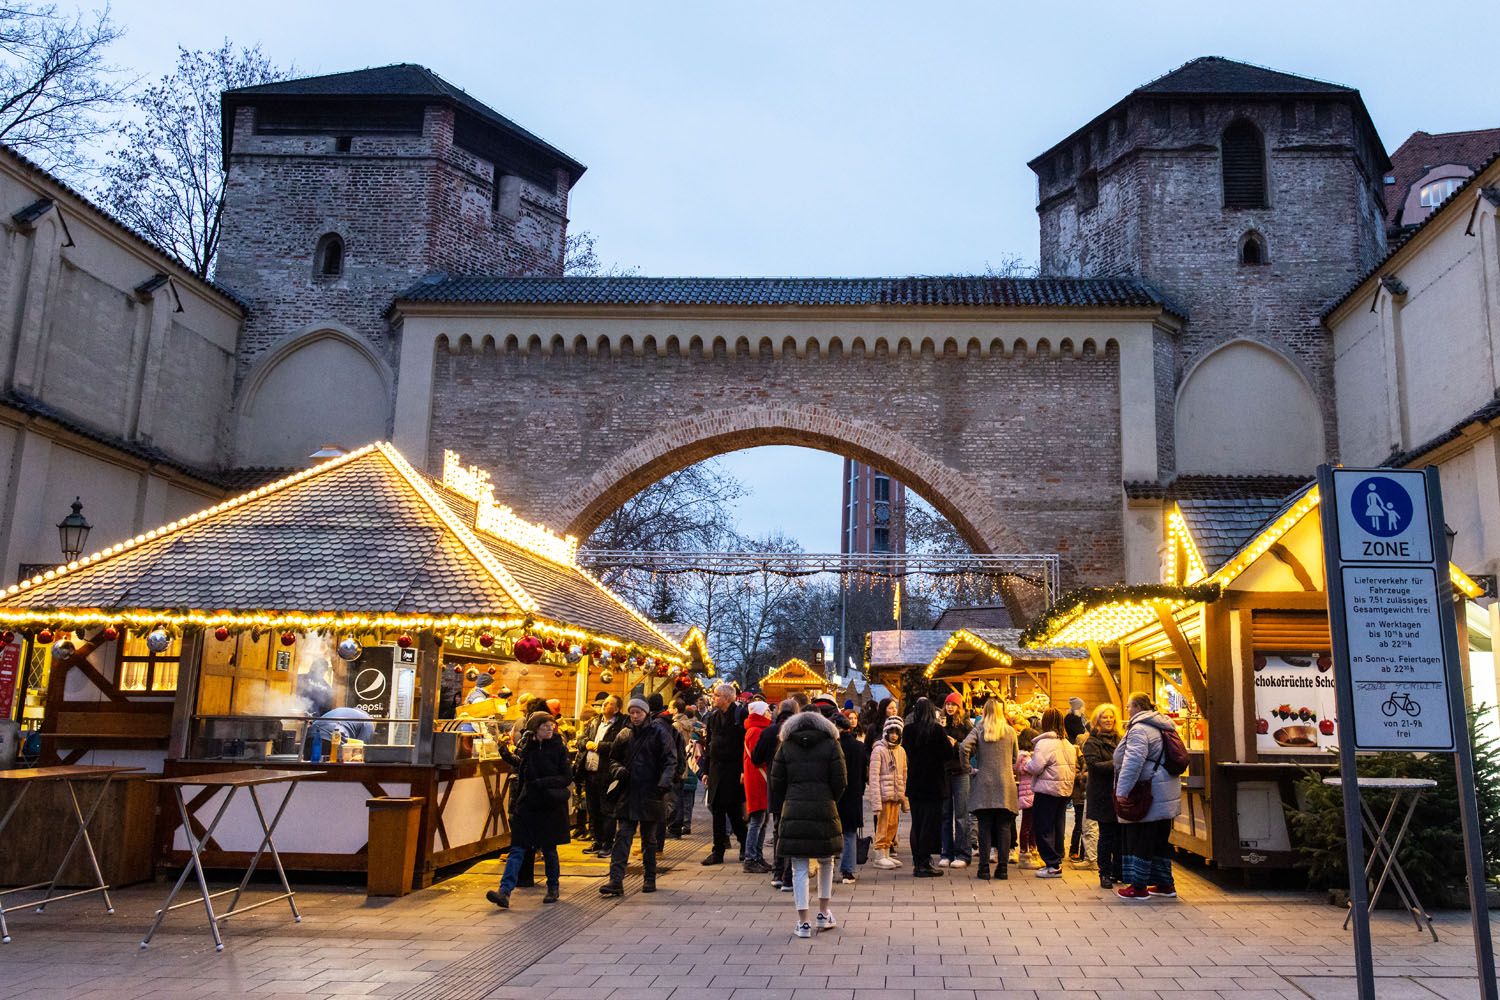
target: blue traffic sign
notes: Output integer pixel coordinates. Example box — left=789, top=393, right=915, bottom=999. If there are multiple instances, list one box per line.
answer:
left=1352, top=476, right=1413, bottom=538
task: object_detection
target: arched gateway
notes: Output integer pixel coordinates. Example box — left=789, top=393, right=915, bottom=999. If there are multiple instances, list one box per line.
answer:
left=389, top=276, right=1182, bottom=588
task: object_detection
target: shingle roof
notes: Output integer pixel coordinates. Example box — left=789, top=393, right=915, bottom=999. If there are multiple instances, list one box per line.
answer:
left=223, top=63, right=585, bottom=181
left=1177, top=497, right=1299, bottom=572
left=867, top=630, right=951, bottom=670
left=394, top=275, right=1185, bottom=316
left=932, top=604, right=1014, bottom=631
left=1, top=444, right=681, bottom=656
left=1324, top=149, right=1500, bottom=321
left=1384, top=128, right=1500, bottom=228
left=1389, top=395, right=1500, bottom=467
left=1137, top=56, right=1353, bottom=96
left=1125, top=474, right=1309, bottom=502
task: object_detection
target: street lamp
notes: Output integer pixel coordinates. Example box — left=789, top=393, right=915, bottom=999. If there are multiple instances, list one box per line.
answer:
left=57, top=497, right=91, bottom=562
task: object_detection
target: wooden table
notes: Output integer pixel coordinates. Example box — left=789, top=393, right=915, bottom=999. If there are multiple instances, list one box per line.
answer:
left=141, top=768, right=324, bottom=952
left=0, top=764, right=141, bottom=943
left=1324, top=776, right=1440, bottom=941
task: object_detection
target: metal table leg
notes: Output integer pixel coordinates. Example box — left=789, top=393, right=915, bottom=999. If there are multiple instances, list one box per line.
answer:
left=35, top=776, right=118, bottom=914
left=140, top=785, right=238, bottom=952
left=221, top=783, right=303, bottom=924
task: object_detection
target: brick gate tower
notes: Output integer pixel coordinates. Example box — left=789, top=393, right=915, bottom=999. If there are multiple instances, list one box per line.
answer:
left=1030, top=57, right=1391, bottom=477
left=215, top=65, right=585, bottom=466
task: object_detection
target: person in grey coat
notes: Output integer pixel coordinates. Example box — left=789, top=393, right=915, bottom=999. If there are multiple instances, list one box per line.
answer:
left=959, top=698, right=1019, bottom=880
left=1112, top=692, right=1182, bottom=900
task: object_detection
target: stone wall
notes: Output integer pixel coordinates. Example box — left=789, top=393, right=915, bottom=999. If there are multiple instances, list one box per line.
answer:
left=425, top=337, right=1128, bottom=588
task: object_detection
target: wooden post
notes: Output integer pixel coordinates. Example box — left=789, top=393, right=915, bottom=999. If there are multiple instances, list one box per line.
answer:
left=1085, top=641, right=1122, bottom=714
left=167, top=628, right=204, bottom=761
left=1156, top=606, right=1209, bottom=709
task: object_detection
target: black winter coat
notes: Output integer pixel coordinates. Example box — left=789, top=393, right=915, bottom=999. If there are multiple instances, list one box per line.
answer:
left=903, top=717, right=955, bottom=802
left=501, top=735, right=573, bottom=848
left=770, top=711, right=847, bottom=858
left=609, top=718, right=678, bottom=822
left=836, top=731, right=869, bottom=832
left=942, top=715, right=971, bottom=776
left=1082, top=730, right=1120, bottom=822
left=703, top=704, right=745, bottom=808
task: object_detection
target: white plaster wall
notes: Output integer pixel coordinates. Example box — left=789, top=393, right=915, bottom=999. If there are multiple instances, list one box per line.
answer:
left=1176, top=341, right=1325, bottom=474
left=1332, top=305, right=1390, bottom=465
left=238, top=333, right=390, bottom=467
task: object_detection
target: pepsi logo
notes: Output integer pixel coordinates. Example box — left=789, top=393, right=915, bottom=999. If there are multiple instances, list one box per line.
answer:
left=354, top=667, right=387, bottom=702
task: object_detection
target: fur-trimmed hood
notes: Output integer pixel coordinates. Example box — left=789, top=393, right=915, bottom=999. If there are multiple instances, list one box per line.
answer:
left=780, top=709, right=838, bottom=747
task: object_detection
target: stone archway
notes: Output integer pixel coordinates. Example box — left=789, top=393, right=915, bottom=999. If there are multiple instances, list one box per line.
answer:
left=556, top=404, right=1015, bottom=554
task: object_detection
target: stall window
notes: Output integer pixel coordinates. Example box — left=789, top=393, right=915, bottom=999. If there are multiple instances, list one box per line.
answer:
left=118, top=632, right=181, bottom=692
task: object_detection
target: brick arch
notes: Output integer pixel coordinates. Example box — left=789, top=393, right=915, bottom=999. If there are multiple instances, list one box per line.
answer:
left=557, top=404, right=1017, bottom=554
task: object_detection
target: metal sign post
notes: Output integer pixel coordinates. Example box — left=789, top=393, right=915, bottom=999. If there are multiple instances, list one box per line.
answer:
left=1318, top=464, right=1496, bottom=1000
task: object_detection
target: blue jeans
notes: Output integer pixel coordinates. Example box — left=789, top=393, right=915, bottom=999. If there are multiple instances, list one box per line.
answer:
left=839, top=829, right=857, bottom=874
left=746, top=809, right=768, bottom=863
left=499, top=843, right=559, bottom=894
left=673, top=782, right=696, bottom=831
left=941, top=773, right=972, bottom=862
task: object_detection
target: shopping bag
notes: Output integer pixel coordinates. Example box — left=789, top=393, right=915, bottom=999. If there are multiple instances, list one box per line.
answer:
left=856, top=834, right=872, bottom=865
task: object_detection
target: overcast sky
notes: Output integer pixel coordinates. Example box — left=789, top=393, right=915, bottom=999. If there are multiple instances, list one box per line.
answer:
left=100, top=0, right=1497, bottom=550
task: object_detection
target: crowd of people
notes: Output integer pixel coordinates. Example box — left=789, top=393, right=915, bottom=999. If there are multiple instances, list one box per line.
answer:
left=484, top=683, right=1185, bottom=930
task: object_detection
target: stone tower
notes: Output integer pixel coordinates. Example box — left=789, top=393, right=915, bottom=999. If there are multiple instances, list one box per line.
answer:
left=214, top=64, right=584, bottom=466
left=1029, top=57, right=1390, bottom=476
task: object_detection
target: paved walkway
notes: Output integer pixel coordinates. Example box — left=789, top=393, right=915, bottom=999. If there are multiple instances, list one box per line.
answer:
left=0, top=805, right=1493, bottom=999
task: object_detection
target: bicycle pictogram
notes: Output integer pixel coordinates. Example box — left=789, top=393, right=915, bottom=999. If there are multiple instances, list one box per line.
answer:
left=1380, top=692, right=1421, bottom=718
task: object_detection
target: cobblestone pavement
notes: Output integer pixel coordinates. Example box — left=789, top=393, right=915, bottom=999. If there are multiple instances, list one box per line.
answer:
left=0, top=805, right=1494, bottom=999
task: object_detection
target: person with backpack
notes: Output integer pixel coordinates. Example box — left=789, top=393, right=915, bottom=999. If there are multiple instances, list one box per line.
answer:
left=1113, top=692, right=1184, bottom=900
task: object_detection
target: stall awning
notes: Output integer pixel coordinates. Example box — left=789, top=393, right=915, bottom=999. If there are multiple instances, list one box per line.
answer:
left=924, top=627, right=1084, bottom=679
left=0, top=442, right=685, bottom=661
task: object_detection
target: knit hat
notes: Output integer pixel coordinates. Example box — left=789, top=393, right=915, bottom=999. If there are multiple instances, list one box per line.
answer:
left=944, top=692, right=962, bottom=706
left=627, top=697, right=650, bottom=714
left=1069, top=697, right=1085, bottom=711
left=883, top=716, right=904, bottom=734
left=546, top=698, right=563, bottom=716
left=843, top=699, right=854, bottom=710
left=524, top=711, right=553, bottom=734
left=747, top=700, right=772, bottom=719
left=647, top=693, right=665, bottom=715
left=811, top=692, right=837, bottom=707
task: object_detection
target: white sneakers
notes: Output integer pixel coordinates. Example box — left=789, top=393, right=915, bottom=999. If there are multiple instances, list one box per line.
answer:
left=950, top=859, right=968, bottom=869
left=816, top=911, right=837, bottom=931
left=1036, top=866, right=1063, bottom=878
left=795, top=921, right=812, bottom=938
left=872, top=849, right=900, bottom=869
left=936, top=858, right=951, bottom=867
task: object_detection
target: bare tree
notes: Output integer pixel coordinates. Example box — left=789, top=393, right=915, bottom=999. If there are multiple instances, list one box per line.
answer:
left=716, top=532, right=806, bottom=686
left=563, top=229, right=638, bottom=277
left=0, top=3, right=127, bottom=175
left=97, top=42, right=288, bottom=278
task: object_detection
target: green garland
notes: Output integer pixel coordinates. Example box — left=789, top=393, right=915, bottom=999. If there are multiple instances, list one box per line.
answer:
left=1019, top=582, right=1221, bottom=648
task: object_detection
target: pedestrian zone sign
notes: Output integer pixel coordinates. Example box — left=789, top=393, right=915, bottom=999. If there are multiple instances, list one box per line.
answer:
left=1335, top=470, right=1432, bottom=563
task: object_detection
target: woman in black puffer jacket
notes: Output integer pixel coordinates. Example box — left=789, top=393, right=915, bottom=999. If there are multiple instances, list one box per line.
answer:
left=770, top=707, right=847, bottom=939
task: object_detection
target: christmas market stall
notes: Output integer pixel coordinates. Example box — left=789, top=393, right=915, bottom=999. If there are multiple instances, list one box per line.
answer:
left=759, top=658, right=830, bottom=704
left=0, top=443, right=691, bottom=888
left=1020, top=483, right=1484, bottom=871
left=920, top=628, right=1104, bottom=710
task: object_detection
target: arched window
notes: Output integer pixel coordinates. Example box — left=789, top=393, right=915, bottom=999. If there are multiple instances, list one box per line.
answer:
left=1239, top=230, right=1267, bottom=265
left=314, top=233, right=344, bottom=278
left=1222, top=121, right=1266, bottom=209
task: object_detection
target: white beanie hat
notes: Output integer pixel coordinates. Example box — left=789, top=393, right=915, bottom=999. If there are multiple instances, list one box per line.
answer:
left=747, top=700, right=772, bottom=719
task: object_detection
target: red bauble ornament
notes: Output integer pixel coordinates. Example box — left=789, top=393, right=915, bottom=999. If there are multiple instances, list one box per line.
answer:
left=655, top=663, right=669, bottom=677
left=479, top=633, right=495, bottom=648
left=397, top=634, right=413, bottom=649
left=486, top=665, right=497, bottom=676
left=513, top=635, right=543, bottom=664
left=37, top=629, right=54, bottom=644
left=214, top=627, right=230, bottom=642
left=554, top=668, right=563, bottom=678
left=543, top=637, right=558, bottom=652
left=634, top=654, right=645, bottom=666
left=0, top=630, right=13, bottom=645
left=280, top=631, right=296, bottom=647
left=101, top=626, right=119, bottom=642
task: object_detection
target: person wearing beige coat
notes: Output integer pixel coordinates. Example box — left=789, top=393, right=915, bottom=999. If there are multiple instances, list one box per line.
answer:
left=866, top=717, right=908, bottom=868
left=959, top=700, right=1019, bottom=880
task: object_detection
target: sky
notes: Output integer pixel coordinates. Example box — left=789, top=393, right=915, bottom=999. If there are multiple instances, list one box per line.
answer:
left=94, top=0, right=1498, bottom=549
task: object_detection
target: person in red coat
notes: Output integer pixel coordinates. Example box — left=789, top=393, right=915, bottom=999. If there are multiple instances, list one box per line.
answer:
left=742, top=700, right=773, bottom=873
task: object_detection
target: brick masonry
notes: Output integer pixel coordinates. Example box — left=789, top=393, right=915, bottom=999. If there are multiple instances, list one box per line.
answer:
left=428, top=339, right=1126, bottom=588
left=1034, top=96, right=1388, bottom=458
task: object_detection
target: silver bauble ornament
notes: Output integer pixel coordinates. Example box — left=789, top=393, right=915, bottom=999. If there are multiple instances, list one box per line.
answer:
left=597, top=649, right=612, bottom=665
left=599, top=669, right=613, bottom=684
left=565, top=643, right=583, bottom=664
left=52, top=640, right=76, bottom=661
left=337, top=637, right=363, bottom=661
left=146, top=629, right=171, bottom=653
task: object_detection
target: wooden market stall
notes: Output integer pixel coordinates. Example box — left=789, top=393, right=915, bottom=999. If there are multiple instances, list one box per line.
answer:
left=921, top=628, right=1106, bottom=710
left=0, top=443, right=691, bottom=889
left=1020, top=484, right=1483, bottom=871
left=760, top=658, right=830, bottom=704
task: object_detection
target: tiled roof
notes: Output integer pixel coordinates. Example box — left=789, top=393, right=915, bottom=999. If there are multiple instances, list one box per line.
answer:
left=867, top=630, right=951, bottom=669
left=1178, top=497, right=1299, bottom=572
left=223, top=64, right=585, bottom=181
left=1324, top=149, right=1500, bottom=321
left=394, top=274, right=1185, bottom=316
left=932, top=604, right=1013, bottom=630
left=1, top=445, right=681, bottom=655
left=1384, top=128, right=1500, bottom=228
left=1137, top=56, right=1352, bottom=96
left=1389, top=395, right=1500, bottom=467
left=1204, top=484, right=1316, bottom=577
left=1126, top=474, right=1309, bottom=501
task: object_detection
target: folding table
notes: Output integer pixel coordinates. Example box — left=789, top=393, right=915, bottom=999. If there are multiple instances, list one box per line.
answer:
left=141, top=768, right=324, bottom=952
left=1324, top=775, right=1439, bottom=941
left=0, top=764, right=141, bottom=943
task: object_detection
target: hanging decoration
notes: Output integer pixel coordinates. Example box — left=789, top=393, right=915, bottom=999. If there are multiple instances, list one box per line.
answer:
left=52, top=639, right=75, bottom=661
left=513, top=635, right=543, bottom=664
left=599, top=669, right=614, bottom=684
left=0, top=630, right=13, bottom=645
left=279, top=631, right=296, bottom=647
left=543, top=637, right=558, bottom=652
left=36, top=629, right=54, bottom=644
left=479, top=633, right=495, bottom=649
left=655, top=661, right=669, bottom=677
left=453, top=664, right=463, bottom=674
left=465, top=667, right=479, bottom=682
left=596, top=648, right=611, bottom=665
left=486, top=665, right=497, bottom=676
left=564, top=644, right=583, bottom=664
left=553, top=668, right=563, bottom=678
left=146, top=629, right=172, bottom=653
left=337, top=637, right=363, bottom=661
left=214, top=626, right=231, bottom=642
left=397, top=634, right=413, bottom=649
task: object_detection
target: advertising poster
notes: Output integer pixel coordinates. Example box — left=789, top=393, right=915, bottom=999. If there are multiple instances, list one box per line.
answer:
left=1253, top=653, right=1338, bottom=754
